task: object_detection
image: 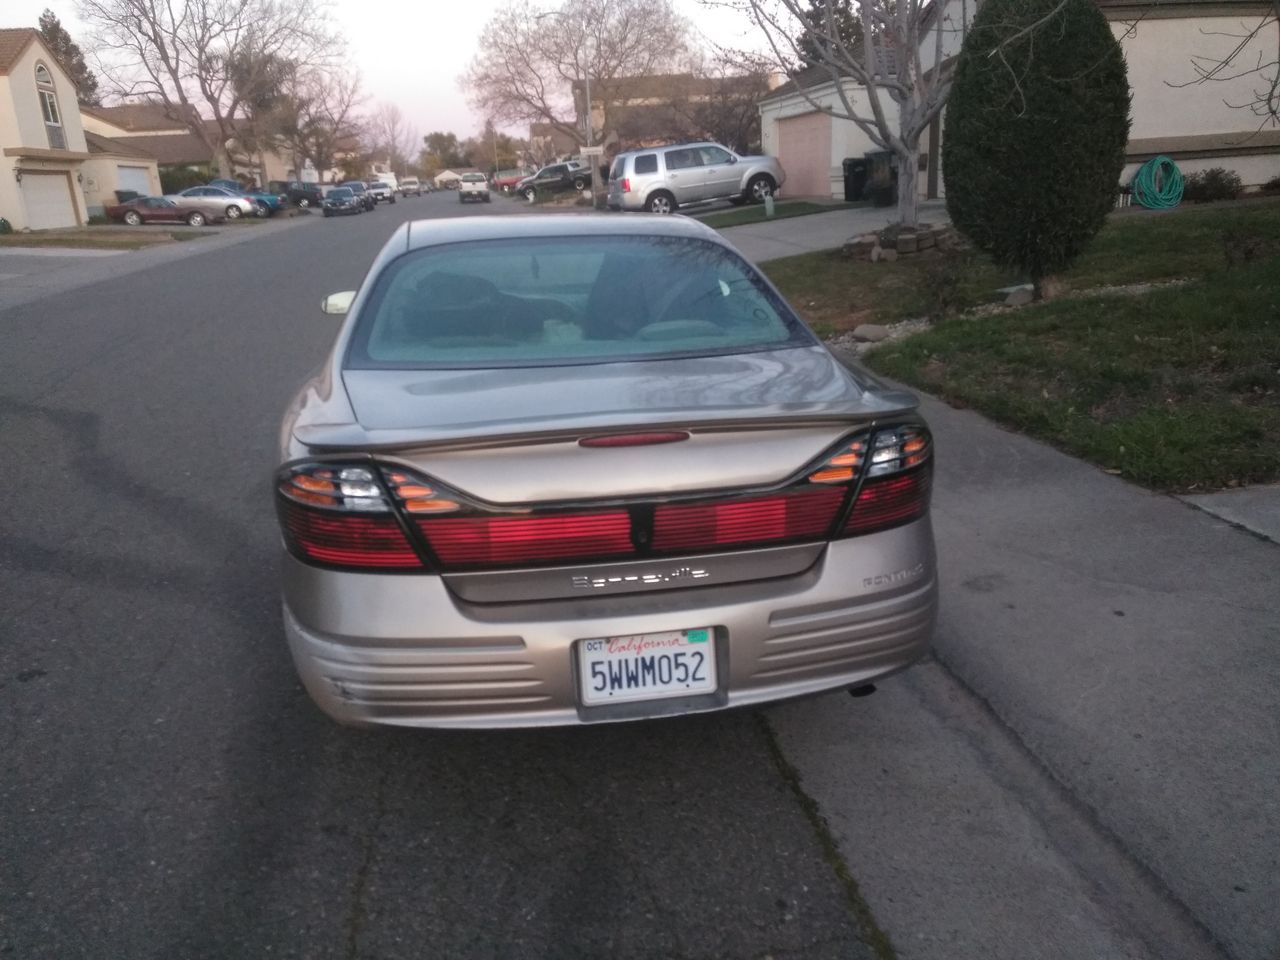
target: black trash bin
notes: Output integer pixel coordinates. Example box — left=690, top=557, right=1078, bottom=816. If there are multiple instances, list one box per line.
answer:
left=842, top=157, right=869, bottom=202
left=864, top=150, right=898, bottom=207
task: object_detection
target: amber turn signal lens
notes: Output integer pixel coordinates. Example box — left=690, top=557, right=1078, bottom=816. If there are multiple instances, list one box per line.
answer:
left=402, top=498, right=461, bottom=514
left=809, top=467, right=855, bottom=484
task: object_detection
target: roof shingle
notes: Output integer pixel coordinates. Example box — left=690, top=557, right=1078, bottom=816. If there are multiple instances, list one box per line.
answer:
left=0, top=28, right=39, bottom=75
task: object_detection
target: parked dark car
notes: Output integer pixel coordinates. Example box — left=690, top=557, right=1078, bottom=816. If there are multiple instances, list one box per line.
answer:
left=322, top=186, right=362, bottom=217
left=269, top=179, right=325, bottom=208
left=106, top=196, right=219, bottom=226
left=341, top=180, right=376, bottom=211
left=516, top=162, right=591, bottom=201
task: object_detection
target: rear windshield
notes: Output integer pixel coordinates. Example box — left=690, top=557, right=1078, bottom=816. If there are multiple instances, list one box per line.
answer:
left=461, top=173, right=486, bottom=182
left=609, top=156, right=625, bottom=180
left=345, top=236, right=813, bottom=369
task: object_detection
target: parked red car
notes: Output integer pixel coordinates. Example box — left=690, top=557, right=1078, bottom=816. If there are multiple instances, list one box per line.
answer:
left=106, top=196, right=222, bottom=227
left=490, top=168, right=533, bottom=193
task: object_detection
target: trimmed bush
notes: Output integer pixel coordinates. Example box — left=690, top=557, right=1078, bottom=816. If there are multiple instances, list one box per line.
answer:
left=943, top=0, right=1131, bottom=292
left=1183, top=168, right=1244, bottom=204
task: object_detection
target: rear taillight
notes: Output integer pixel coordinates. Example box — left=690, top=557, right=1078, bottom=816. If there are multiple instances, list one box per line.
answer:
left=652, top=487, right=845, bottom=552
left=276, top=423, right=932, bottom=573
left=844, top=426, right=933, bottom=536
left=420, top=512, right=634, bottom=567
left=621, top=178, right=631, bottom=193
left=276, top=464, right=423, bottom=570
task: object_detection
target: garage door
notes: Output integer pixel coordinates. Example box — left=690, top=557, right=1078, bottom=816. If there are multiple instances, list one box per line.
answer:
left=117, top=165, right=152, bottom=196
left=777, top=112, right=833, bottom=199
left=20, top=172, right=78, bottom=229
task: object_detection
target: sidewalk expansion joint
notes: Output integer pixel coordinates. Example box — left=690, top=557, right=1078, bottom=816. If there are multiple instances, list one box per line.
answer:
left=924, top=645, right=1233, bottom=960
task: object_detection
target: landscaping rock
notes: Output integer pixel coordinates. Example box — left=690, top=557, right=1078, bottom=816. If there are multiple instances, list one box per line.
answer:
left=870, top=245, right=883, bottom=263
left=881, top=247, right=900, bottom=262
left=918, top=230, right=936, bottom=250
left=896, top=233, right=920, bottom=254
left=1002, top=284, right=1034, bottom=306
left=843, top=234, right=878, bottom=258
left=852, top=323, right=891, bottom=342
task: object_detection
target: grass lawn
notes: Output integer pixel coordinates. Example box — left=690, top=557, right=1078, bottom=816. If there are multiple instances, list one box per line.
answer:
left=834, top=202, right=1280, bottom=492
left=697, top=200, right=862, bottom=230
left=0, top=226, right=216, bottom=250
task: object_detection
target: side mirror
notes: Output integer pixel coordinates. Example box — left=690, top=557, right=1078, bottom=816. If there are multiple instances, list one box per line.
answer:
left=727, top=155, right=739, bottom=164
left=321, top=290, right=356, bottom=315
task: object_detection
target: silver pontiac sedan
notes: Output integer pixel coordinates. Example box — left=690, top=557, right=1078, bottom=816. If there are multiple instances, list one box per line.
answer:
left=276, top=215, right=937, bottom=728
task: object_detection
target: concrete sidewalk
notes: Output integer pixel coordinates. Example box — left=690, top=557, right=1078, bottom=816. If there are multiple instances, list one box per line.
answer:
left=795, top=367, right=1278, bottom=959
left=720, top=200, right=948, bottom=263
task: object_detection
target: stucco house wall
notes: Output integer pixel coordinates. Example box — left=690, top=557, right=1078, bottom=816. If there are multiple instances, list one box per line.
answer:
left=0, top=29, right=90, bottom=229
left=761, top=1, right=1280, bottom=203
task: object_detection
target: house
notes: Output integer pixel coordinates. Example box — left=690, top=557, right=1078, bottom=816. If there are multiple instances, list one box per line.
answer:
left=81, top=130, right=162, bottom=213
left=433, top=168, right=482, bottom=189
left=573, top=73, right=774, bottom=155
left=528, top=123, right=579, bottom=165
left=759, top=0, right=1280, bottom=201
left=0, top=27, right=93, bottom=229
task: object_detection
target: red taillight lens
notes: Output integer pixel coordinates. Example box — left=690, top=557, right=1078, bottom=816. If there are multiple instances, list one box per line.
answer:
left=621, top=178, right=631, bottom=193
left=278, top=499, right=422, bottom=568
left=418, top=512, right=633, bottom=567
left=845, top=468, right=932, bottom=535
left=276, top=463, right=424, bottom=571
left=652, top=486, right=846, bottom=552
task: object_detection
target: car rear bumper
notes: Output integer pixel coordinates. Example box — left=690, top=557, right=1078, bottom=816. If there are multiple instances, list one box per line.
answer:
left=281, top=519, right=937, bottom=729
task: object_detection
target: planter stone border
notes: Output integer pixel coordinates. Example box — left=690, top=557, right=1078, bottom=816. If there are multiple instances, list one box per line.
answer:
left=842, top=222, right=958, bottom=262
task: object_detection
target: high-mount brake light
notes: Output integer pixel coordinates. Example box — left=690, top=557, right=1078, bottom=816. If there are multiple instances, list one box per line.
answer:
left=579, top=431, right=690, bottom=448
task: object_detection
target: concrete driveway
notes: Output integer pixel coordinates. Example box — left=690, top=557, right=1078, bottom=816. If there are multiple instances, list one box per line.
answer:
left=720, top=200, right=949, bottom=263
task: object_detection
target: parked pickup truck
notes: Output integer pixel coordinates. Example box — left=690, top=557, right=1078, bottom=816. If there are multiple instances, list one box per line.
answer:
left=458, top=172, right=491, bottom=203
left=515, top=161, right=591, bottom=202
left=268, top=180, right=325, bottom=208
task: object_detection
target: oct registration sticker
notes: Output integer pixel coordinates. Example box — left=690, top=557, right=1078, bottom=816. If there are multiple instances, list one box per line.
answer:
left=578, top=628, right=717, bottom=706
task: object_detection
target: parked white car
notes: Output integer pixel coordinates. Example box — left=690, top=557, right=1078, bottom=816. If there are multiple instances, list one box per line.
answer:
left=458, top=172, right=491, bottom=203
left=400, top=177, right=422, bottom=197
left=366, top=181, right=396, bottom=204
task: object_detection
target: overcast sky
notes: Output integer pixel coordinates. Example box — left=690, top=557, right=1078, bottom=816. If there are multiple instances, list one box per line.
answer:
left=7, top=0, right=766, bottom=142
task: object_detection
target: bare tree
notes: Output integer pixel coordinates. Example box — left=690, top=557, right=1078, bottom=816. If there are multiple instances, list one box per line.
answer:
left=279, top=67, right=364, bottom=181
left=1167, top=2, right=1280, bottom=126
left=78, top=0, right=340, bottom=177
left=463, top=0, right=693, bottom=149
left=729, top=0, right=974, bottom=226
left=367, top=102, right=417, bottom=175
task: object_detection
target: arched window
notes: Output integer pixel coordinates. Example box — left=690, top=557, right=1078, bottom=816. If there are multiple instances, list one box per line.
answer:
left=34, top=61, right=65, bottom=149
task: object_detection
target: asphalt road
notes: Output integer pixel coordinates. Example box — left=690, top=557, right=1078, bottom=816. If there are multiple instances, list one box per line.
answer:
left=0, top=193, right=873, bottom=959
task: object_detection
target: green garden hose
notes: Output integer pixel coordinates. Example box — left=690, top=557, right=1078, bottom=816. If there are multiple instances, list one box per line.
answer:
left=1131, top=155, right=1183, bottom=209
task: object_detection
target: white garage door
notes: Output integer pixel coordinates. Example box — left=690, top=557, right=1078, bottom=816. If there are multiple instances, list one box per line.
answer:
left=21, top=172, right=78, bottom=230
left=777, top=112, right=833, bottom=199
left=117, top=165, right=152, bottom=196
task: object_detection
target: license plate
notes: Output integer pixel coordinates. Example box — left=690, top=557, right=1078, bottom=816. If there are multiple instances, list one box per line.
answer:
left=578, top=628, right=717, bottom=706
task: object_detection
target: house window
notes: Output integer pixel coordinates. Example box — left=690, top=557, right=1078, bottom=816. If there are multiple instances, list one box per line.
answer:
left=35, top=61, right=66, bottom=150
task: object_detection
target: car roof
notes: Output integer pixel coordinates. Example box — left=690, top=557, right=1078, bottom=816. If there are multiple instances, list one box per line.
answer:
left=403, top=213, right=722, bottom=251
left=616, top=142, right=719, bottom=157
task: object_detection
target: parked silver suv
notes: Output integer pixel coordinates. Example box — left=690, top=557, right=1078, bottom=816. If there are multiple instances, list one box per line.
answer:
left=607, top=142, right=786, bottom=214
